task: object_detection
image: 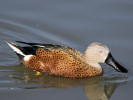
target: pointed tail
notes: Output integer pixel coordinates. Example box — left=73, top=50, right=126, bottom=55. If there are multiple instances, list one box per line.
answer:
left=4, top=39, right=26, bottom=57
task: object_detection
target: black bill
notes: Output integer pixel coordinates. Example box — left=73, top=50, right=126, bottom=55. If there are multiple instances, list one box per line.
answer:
left=105, top=53, right=128, bottom=73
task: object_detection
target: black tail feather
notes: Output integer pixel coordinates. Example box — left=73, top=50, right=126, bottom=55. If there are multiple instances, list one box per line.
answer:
left=4, top=39, right=36, bottom=60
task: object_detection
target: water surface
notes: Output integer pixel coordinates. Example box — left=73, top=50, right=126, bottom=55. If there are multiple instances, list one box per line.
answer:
left=0, top=0, right=133, bottom=100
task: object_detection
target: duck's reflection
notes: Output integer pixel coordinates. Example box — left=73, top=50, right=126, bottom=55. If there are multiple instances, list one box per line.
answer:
left=10, top=64, right=126, bottom=100
left=83, top=83, right=118, bottom=100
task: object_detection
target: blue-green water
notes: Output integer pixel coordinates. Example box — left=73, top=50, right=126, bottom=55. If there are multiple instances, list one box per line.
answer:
left=0, top=0, right=133, bottom=100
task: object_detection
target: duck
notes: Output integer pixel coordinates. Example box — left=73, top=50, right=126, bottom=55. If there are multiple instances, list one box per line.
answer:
left=4, top=39, right=128, bottom=78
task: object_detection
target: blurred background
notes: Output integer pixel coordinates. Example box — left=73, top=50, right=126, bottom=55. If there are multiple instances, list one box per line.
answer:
left=0, top=0, right=133, bottom=100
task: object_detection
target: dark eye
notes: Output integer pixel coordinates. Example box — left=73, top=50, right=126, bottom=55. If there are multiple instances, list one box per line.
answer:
left=99, top=50, right=103, bottom=53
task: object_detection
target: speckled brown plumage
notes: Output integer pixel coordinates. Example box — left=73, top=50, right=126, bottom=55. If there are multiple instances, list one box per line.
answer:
left=23, top=48, right=102, bottom=78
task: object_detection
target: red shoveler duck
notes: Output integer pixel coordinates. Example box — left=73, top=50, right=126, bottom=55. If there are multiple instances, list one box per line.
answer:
left=4, top=39, right=128, bottom=78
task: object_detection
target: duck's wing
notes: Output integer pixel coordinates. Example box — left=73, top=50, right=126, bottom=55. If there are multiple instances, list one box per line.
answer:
left=16, top=41, right=61, bottom=49
left=16, top=41, right=84, bottom=60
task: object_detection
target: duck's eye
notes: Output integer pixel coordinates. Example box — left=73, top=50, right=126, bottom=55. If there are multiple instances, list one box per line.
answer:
left=99, top=50, right=103, bottom=53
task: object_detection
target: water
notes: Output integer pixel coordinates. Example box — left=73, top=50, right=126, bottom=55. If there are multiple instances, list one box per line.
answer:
left=0, top=0, right=133, bottom=100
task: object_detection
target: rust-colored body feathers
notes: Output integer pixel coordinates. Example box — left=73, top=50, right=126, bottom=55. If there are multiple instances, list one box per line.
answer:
left=24, top=48, right=102, bottom=78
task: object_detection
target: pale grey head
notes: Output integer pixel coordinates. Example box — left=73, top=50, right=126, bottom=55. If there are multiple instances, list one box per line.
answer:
left=85, top=42, right=128, bottom=73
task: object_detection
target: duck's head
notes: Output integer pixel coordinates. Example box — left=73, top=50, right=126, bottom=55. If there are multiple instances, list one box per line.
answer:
left=85, top=43, right=128, bottom=73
